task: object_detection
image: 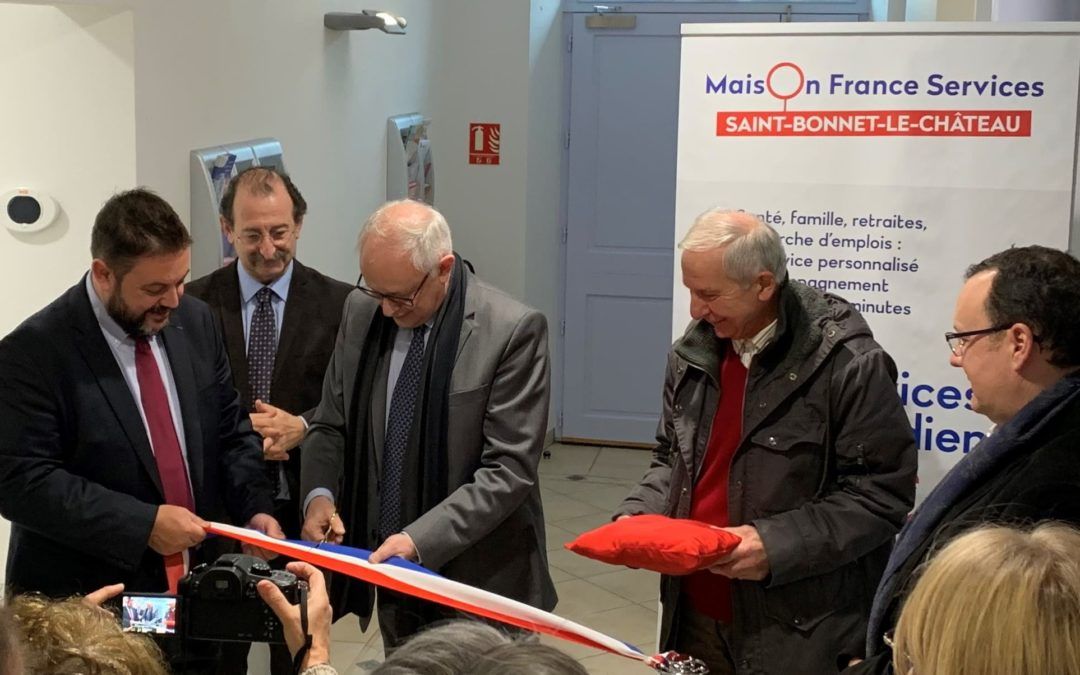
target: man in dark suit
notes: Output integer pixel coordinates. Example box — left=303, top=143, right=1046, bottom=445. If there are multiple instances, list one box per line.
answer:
left=186, top=167, right=352, bottom=539
left=186, top=167, right=351, bottom=674
left=300, top=200, right=557, bottom=651
left=0, top=189, right=283, bottom=666
left=845, top=246, right=1080, bottom=674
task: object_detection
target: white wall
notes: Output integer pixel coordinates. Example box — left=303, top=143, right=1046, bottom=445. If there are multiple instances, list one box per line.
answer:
left=28, top=0, right=565, bottom=350
left=427, top=0, right=564, bottom=428
left=0, top=1, right=136, bottom=591
left=428, top=1, right=532, bottom=300
left=131, top=0, right=439, bottom=284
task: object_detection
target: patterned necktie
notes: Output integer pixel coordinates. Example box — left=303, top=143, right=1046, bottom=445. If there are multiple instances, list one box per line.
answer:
left=379, top=325, right=428, bottom=540
left=248, top=287, right=277, bottom=410
left=247, top=287, right=282, bottom=497
left=134, top=337, right=193, bottom=592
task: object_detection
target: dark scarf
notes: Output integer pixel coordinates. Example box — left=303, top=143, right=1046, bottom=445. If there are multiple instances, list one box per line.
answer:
left=331, top=254, right=467, bottom=617
left=865, top=371, right=1080, bottom=654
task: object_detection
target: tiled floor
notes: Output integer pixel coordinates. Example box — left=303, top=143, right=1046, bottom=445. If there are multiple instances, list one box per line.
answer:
left=319, top=443, right=659, bottom=674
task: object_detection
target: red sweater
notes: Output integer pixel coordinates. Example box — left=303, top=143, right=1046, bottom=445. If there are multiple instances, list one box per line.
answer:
left=684, top=345, right=747, bottom=623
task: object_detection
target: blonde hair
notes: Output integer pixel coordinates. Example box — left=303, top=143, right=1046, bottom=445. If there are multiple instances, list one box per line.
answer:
left=894, top=523, right=1080, bottom=675
left=10, top=594, right=168, bottom=675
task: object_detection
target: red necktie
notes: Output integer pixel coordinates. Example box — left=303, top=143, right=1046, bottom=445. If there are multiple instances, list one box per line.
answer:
left=135, top=337, right=194, bottom=592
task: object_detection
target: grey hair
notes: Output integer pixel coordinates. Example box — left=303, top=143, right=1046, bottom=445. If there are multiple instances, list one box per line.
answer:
left=472, top=641, right=588, bottom=675
left=357, top=199, right=453, bottom=272
left=372, top=620, right=585, bottom=675
left=372, top=621, right=508, bottom=675
left=679, top=208, right=787, bottom=285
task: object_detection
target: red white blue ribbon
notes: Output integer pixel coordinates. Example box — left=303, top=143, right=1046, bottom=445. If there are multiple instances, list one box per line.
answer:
left=208, top=522, right=662, bottom=667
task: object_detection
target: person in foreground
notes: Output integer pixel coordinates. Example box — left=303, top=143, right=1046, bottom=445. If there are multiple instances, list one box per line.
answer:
left=300, top=199, right=556, bottom=649
left=373, top=621, right=588, bottom=675
left=617, top=209, right=917, bottom=674
left=847, top=245, right=1080, bottom=674
left=7, top=591, right=168, bottom=675
left=892, top=523, right=1080, bottom=675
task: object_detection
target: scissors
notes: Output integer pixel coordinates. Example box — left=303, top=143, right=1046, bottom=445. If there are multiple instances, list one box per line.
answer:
left=316, top=511, right=338, bottom=548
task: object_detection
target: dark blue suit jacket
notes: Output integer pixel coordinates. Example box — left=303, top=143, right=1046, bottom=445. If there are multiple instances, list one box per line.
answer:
left=0, top=276, right=273, bottom=596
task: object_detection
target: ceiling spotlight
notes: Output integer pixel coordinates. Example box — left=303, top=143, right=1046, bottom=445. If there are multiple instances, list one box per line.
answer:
left=324, top=10, right=407, bottom=35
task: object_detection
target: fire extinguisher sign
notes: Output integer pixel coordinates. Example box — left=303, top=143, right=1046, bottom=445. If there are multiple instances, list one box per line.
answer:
left=468, top=123, right=501, bottom=165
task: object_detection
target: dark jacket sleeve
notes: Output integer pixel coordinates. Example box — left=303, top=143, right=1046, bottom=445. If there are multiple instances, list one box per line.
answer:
left=0, top=331, right=157, bottom=571
left=300, top=297, right=355, bottom=506
left=755, top=346, right=918, bottom=586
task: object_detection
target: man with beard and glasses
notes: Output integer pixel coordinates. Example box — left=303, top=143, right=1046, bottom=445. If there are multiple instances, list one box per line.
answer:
left=0, top=188, right=284, bottom=671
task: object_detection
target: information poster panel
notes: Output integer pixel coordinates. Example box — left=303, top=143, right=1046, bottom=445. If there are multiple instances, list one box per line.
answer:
left=674, top=23, right=1080, bottom=500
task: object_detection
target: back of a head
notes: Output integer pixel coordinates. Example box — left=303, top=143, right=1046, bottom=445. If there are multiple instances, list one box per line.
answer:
left=894, top=523, right=1080, bottom=675
left=471, top=641, right=588, bottom=675
left=679, top=208, right=787, bottom=285
left=10, top=594, right=168, bottom=675
left=90, top=188, right=192, bottom=278
left=372, top=620, right=508, bottom=675
left=966, top=245, right=1080, bottom=368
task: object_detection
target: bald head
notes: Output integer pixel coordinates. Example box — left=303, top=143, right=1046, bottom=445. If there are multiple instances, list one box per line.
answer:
left=358, top=199, right=452, bottom=273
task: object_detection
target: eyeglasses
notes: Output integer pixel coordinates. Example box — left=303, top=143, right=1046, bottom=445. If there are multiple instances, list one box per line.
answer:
left=944, top=324, right=1013, bottom=356
left=356, top=272, right=430, bottom=309
left=236, top=227, right=295, bottom=247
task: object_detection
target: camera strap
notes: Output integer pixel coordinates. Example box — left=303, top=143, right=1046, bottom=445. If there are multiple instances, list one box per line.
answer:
left=291, top=583, right=312, bottom=675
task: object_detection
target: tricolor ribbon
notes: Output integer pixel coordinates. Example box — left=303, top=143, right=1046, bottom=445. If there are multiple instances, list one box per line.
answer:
left=208, top=522, right=695, bottom=670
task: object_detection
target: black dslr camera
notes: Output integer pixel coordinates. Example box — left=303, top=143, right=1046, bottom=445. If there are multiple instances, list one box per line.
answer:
left=178, top=553, right=302, bottom=644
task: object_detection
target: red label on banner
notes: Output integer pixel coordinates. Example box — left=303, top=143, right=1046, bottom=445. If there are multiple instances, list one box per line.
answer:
left=716, top=110, right=1032, bottom=137
left=469, top=123, right=501, bottom=165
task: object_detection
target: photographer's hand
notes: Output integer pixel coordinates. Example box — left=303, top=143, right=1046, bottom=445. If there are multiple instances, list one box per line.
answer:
left=149, top=505, right=208, bottom=556
left=302, top=496, right=345, bottom=545
left=83, top=583, right=125, bottom=609
left=257, top=562, right=332, bottom=671
left=243, top=513, right=286, bottom=560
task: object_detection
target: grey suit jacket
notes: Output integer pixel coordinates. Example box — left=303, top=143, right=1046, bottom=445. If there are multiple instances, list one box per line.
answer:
left=301, top=268, right=557, bottom=615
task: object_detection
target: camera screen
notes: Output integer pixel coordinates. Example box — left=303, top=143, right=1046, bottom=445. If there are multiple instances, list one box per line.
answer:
left=120, top=594, right=177, bottom=635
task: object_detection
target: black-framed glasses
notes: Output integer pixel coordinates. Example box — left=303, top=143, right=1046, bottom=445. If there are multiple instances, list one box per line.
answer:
left=356, top=272, right=430, bottom=309
left=944, top=324, right=1013, bottom=356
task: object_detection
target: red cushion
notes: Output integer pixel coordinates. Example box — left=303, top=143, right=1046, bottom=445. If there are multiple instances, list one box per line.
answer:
left=565, top=514, right=742, bottom=576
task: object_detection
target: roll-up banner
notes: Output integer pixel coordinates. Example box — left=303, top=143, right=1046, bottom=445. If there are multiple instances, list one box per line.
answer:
left=674, top=23, right=1080, bottom=501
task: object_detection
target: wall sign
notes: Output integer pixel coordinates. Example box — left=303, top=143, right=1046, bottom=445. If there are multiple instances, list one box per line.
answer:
left=468, top=122, right=500, bottom=165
